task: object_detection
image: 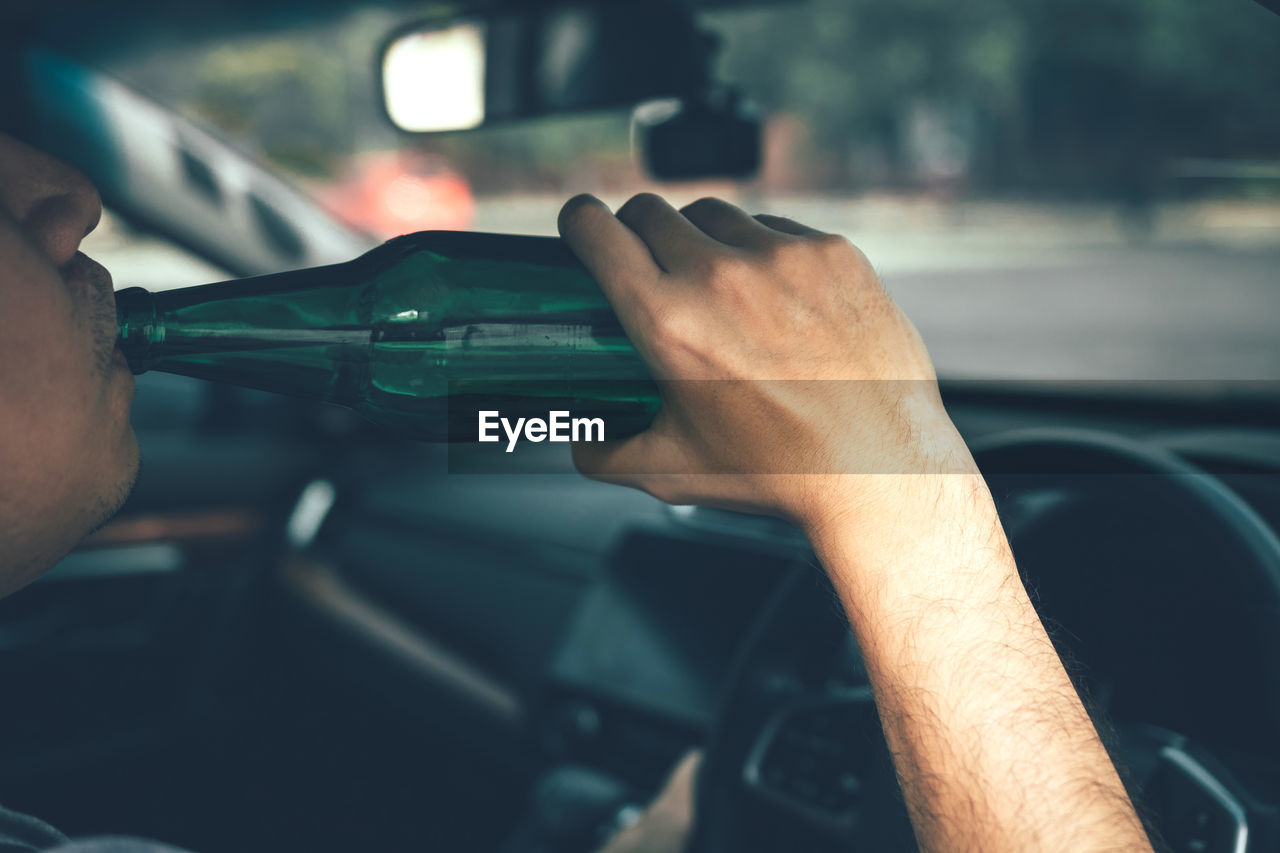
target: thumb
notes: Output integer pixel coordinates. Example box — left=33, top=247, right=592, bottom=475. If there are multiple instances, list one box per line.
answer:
left=655, top=750, right=702, bottom=811
left=571, top=427, right=664, bottom=487
left=571, top=415, right=693, bottom=495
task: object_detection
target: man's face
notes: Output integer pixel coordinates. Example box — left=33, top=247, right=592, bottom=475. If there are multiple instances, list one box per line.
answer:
left=0, top=132, right=138, bottom=596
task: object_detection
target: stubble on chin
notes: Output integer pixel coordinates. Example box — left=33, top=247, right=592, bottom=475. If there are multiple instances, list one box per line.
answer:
left=84, top=260, right=119, bottom=384
left=72, top=253, right=140, bottom=535
left=0, top=445, right=140, bottom=600
left=85, top=438, right=141, bottom=536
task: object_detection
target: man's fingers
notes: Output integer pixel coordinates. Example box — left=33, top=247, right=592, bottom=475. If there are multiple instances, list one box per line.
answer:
left=680, top=197, right=780, bottom=249
left=754, top=213, right=827, bottom=237
left=615, top=193, right=724, bottom=273
left=558, top=194, right=662, bottom=319
left=595, top=750, right=702, bottom=853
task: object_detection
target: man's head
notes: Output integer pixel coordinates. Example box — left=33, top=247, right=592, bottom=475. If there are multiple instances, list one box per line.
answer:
left=0, top=131, right=138, bottom=597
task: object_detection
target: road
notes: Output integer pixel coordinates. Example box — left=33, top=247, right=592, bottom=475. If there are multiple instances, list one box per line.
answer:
left=888, top=246, right=1280, bottom=382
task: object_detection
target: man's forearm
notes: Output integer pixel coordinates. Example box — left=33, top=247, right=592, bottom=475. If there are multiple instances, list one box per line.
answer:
left=806, top=474, right=1152, bottom=853
left=556, top=194, right=1151, bottom=851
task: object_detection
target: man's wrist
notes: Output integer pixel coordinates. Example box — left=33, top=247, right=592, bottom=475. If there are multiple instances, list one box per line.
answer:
left=792, top=410, right=979, bottom=532
left=799, top=471, right=1013, bottom=604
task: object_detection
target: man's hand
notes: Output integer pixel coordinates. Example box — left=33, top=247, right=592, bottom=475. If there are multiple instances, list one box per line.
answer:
left=560, top=194, right=1153, bottom=853
left=557, top=193, right=973, bottom=529
left=595, top=752, right=699, bottom=853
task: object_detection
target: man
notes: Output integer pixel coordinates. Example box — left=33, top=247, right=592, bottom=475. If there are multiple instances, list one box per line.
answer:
left=0, top=128, right=1152, bottom=852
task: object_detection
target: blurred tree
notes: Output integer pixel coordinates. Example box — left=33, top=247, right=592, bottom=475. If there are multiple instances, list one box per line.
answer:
left=1020, top=0, right=1280, bottom=198
left=713, top=0, right=1280, bottom=196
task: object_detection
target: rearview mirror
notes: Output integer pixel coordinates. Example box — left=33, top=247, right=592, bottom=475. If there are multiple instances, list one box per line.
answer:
left=383, top=21, right=488, bottom=133
left=380, top=2, right=714, bottom=133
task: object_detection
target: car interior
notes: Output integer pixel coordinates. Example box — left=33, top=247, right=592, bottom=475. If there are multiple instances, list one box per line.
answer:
left=1, top=0, right=1279, bottom=851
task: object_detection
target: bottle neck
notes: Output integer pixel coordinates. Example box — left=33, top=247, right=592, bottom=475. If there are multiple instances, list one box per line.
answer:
left=115, top=286, right=158, bottom=374
left=113, top=257, right=361, bottom=375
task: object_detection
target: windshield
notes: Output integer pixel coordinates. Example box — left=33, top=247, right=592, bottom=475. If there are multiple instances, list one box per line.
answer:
left=83, top=0, right=1280, bottom=383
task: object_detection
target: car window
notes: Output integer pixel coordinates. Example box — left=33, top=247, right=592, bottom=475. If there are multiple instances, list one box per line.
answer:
left=91, top=1, right=1280, bottom=382
left=83, top=209, right=229, bottom=292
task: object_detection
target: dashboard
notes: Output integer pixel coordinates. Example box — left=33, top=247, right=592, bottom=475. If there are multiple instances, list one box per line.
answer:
left=305, top=382, right=1280, bottom=742
left=551, top=532, right=789, bottom=726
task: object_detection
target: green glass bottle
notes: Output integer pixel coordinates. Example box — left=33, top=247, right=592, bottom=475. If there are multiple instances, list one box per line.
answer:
left=115, top=231, right=660, bottom=441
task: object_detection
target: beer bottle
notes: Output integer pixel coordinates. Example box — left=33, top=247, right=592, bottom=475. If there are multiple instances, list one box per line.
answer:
left=115, top=231, right=660, bottom=441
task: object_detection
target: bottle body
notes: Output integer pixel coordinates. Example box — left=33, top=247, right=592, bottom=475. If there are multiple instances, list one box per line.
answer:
left=116, top=231, right=659, bottom=441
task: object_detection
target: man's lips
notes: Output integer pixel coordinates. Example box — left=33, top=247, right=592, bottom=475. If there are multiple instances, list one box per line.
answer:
left=62, top=250, right=131, bottom=376
left=62, top=250, right=115, bottom=305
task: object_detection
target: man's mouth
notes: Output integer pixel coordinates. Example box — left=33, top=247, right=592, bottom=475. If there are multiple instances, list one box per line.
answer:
left=63, top=250, right=115, bottom=306
left=62, top=251, right=127, bottom=376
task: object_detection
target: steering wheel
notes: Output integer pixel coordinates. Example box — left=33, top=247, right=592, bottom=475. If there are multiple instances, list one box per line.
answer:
left=689, top=428, right=1280, bottom=853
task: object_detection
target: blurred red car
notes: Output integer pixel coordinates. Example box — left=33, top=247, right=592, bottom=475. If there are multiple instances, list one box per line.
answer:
left=320, top=150, right=474, bottom=239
